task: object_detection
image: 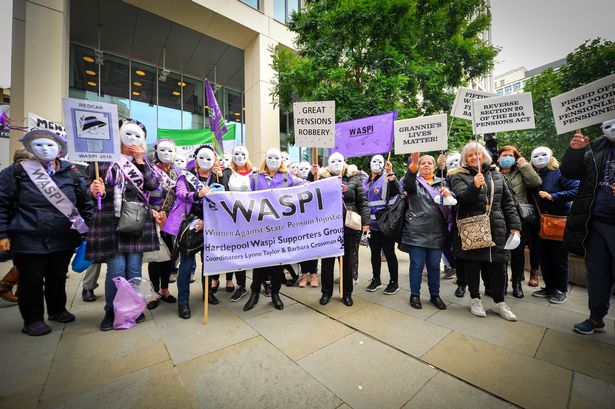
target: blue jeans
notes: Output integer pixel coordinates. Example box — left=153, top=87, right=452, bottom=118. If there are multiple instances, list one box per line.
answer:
left=105, top=252, right=143, bottom=312
left=178, top=251, right=196, bottom=304
left=408, top=246, right=442, bottom=296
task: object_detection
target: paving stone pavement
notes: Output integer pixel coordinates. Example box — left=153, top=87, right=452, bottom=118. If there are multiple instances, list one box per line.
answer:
left=1, top=247, right=614, bottom=409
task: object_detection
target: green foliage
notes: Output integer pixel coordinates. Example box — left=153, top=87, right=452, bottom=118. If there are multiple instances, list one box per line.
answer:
left=271, top=0, right=498, bottom=172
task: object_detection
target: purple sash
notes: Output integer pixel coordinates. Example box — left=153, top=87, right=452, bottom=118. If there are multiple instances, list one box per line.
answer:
left=417, top=176, right=453, bottom=230
left=117, top=155, right=149, bottom=201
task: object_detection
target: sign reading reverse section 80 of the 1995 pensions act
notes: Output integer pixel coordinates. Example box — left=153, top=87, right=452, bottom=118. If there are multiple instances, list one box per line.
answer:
left=200, top=177, right=345, bottom=274
left=451, top=87, right=497, bottom=121
left=472, top=93, right=536, bottom=134
left=293, top=101, right=336, bottom=148
left=550, top=73, right=615, bottom=135
left=394, top=114, right=448, bottom=154
left=63, top=97, right=121, bottom=163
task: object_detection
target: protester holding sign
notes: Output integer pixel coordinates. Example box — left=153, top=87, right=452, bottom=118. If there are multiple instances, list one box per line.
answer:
left=0, top=129, right=93, bottom=336
left=449, top=142, right=521, bottom=321
left=401, top=152, right=452, bottom=310
left=497, top=145, right=542, bottom=298
left=530, top=147, right=579, bottom=305
left=363, top=154, right=400, bottom=295
left=318, top=153, right=370, bottom=307
left=88, top=119, right=160, bottom=331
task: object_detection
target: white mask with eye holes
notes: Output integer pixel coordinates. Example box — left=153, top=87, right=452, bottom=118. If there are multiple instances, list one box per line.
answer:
left=298, top=161, right=311, bottom=179
left=266, top=148, right=282, bottom=171
left=197, top=148, right=215, bottom=171
left=232, top=146, right=249, bottom=167
left=446, top=153, right=461, bottom=169
left=531, top=147, right=552, bottom=169
left=328, top=152, right=345, bottom=175
left=222, top=155, right=232, bottom=169
left=290, top=162, right=299, bottom=175
left=156, top=141, right=176, bottom=164
left=370, top=155, right=385, bottom=174
left=120, top=123, right=145, bottom=148
left=281, top=152, right=291, bottom=167
left=602, top=118, right=615, bottom=143
left=31, top=137, right=60, bottom=161
left=174, top=154, right=187, bottom=170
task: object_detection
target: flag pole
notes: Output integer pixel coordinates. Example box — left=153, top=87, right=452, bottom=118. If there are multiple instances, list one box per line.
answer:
left=339, top=256, right=343, bottom=298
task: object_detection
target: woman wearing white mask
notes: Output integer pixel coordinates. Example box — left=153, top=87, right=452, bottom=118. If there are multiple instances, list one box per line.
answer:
left=318, top=152, right=370, bottom=306
left=174, top=153, right=188, bottom=171
left=530, top=146, right=579, bottom=305
left=243, top=148, right=304, bottom=311
left=0, top=130, right=93, bottom=336
left=163, top=145, right=227, bottom=319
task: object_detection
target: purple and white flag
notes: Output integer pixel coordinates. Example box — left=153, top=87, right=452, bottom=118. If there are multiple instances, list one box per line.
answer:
left=329, top=111, right=398, bottom=158
left=205, top=79, right=227, bottom=155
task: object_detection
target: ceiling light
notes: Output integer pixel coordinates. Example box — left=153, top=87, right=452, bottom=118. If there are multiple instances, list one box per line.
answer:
left=172, top=91, right=180, bottom=96
left=132, top=91, right=140, bottom=96
left=234, top=112, right=241, bottom=116
left=85, top=70, right=96, bottom=76
left=135, top=70, right=146, bottom=76
left=133, top=81, right=142, bottom=87
left=83, top=56, right=94, bottom=63
left=178, top=81, right=186, bottom=87
left=235, top=118, right=241, bottom=122
left=87, top=81, right=97, bottom=87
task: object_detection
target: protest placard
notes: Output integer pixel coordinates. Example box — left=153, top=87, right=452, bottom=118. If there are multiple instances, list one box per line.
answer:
left=451, top=87, right=497, bottom=121
left=550, top=73, right=615, bottom=134
left=394, top=114, right=448, bottom=154
left=63, top=98, right=121, bottom=162
left=329, top=111, right=397, bottom=158
left=201, top=178, right=344, bottom=274
left=26, top=112, right=65, bottom=134
left=472, top=93, right=535, bottom=134
left=293, top=101, right=336, bottom=148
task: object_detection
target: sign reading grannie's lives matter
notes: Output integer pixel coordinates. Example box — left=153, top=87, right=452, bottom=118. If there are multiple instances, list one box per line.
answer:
left=550, top=73, right=615, bottom=135
left=200, top=178, right=344, bottom=274
left=451, top=87, right=497, bottom=121
left=293, top=101, right=336, bottom=148
left=394, top=114, right=448, bottom=154
left=63, top=97, right=121, bottom=163
left=472, top=93, right=535, bottom=134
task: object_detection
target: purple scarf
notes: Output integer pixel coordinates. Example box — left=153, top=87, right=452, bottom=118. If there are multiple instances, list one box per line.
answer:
left=417, top=176, right=453, bottom=230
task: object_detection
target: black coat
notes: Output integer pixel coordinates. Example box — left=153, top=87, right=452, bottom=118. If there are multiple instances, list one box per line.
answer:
left=561, top=136, right=614, bottom=256
left=318, top=165, right=371, bottom=229
left=449, top=165, right=521, bottom=263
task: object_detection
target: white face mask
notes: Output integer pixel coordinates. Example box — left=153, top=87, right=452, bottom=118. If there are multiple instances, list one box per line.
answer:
left=531, top=147, right=551, bottom=169
left=197, top=148, right=215, bottom=171
left=174, top=154, right=187, bottom=170
left=290, top=162, right=299, bottom=175
left=121, top=123, right=145, bottom=148
left=370, top=155, right=384, bottom=173
left=281, top=152, right=291, bottom=167
left=31, top=137, right=59, bottom=161
left=266, top=148, right=282, bottom=171
left=233, top=146, right=249, bottom=167
left=602, top=119, right=615, bottom=142
left=298, top=161, right=311, bottom=179
left=328, top=153, right=345, bottom=175
left=446, top=154, right=461, bottom=169
left=156, top=141, right=176, bottom=164
left=222, top=156, right=232, bottom=168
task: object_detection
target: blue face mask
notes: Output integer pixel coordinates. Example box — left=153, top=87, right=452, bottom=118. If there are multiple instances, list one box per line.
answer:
left=499, top=156, right=516, bottom=169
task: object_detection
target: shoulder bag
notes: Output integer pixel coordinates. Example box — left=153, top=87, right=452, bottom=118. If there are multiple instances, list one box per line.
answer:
left=535, top=193, right=566, bottom=241
left=457, top=174, right=496, bottom=251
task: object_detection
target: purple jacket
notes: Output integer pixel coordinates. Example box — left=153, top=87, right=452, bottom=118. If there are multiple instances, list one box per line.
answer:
left=162, top=175, right=196, bottom=237
left=250, top=171, right=304, bottom=191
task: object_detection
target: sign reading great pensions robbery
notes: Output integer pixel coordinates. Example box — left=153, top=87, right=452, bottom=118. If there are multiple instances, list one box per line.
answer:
left=451, top=87, right=497, bottom=121
left=329, top=111, right=398, bottom=158
left=63, top=98, right=121, bottom=162
left=550, top=73, right=615, bottom=135
left=293, top=101, right=336, bottom=148
left=394, top=114, right=448, bottom=154
left=472, top=93, right=536, bottom=134
left=201, top=178, right=345, bottom=274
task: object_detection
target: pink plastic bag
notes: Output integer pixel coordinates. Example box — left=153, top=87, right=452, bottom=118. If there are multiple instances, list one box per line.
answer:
left=113, top=277, right=146, bottom=330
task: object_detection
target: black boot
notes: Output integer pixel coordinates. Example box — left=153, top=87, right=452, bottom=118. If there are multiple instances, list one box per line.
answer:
left=271, top=293, right=284, bottom=310
left=319, top=293, right=331, bottom=305
left=410, top=294, right=422, bottom=309
left=512, top=281, right=524, bottom=298
left=430, top=295, right=447, bottom=310
left=82, top=289, right=97, bottom=302
left=455, top=286, right=466, bottom=298
left=208, top=292, right=219, bottom=305
left=342, top=295, right=353, bottom=307
left=178, top=303, right=191, bottom=319
left=243, top=291, right=259, bottom=311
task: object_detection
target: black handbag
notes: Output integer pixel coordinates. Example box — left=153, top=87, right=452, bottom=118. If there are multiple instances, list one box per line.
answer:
left=517, top=203, right=537, bottom=224
left=175, top=213, right=204, bottom=257
left=375, top=194, right=407, bottom=242
left=116, top=199, right=150, bottom=236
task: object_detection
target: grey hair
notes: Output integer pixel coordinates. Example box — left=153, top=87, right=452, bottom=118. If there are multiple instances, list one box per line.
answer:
left=460, top=141, right=492, bottom=167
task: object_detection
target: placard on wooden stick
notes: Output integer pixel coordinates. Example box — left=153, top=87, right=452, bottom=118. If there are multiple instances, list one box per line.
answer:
left=394, top=114, right=448, bottom=154
left=293, top=101, right=336, bottom=148
left=472, top=93, right=535, bottom=134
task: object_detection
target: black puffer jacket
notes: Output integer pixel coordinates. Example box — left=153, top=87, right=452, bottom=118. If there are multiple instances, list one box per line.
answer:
left=319, top=164, right=370, bottom=229
left=449, top=165, right=521, bottom=262
left=561, top=136, right=614, bottom=256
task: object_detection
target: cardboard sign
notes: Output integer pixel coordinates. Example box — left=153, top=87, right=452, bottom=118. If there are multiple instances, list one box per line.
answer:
left=472, top=93, right=535, bottom=134
left=394, top=114, right=448, bottom=154
left=451, top=87, right=497, bottom=121
left=551, top=73, right=615, bottom=135
left=293, top=101, right=335, bottom=148
left=63, top=98, right=121, bottom=162
left=26, top=113, right=65, bottom=134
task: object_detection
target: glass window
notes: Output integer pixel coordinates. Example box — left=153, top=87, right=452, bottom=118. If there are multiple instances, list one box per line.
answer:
left=225, top=88, right=242, bottom=123
left=287, top=0, right=299, bottom=21
left=70, top=44, right=100, bottom=101
left=130, top=62, right=158, bottom=143
left=157, top=72, right=182, bottom=133
left=240, top=0, right=259, bottom=10
left=100, top=54, right=130, bottom=119
left=274, top=0, right=285, bottom=22
left=513, top=82, right=521, bottom=91
left=504, top=86, right=512, bottom=94
left=496, top=88, right=504, bottom=96
left=182, top=77, right=204, bottom=129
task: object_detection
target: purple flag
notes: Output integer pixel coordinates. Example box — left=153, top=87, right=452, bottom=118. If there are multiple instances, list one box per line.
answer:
left=329, top=111, right=398, bottom=158
left=205, top=79, right=227, bottom=155
left=201, top=178, right=345, bottom=274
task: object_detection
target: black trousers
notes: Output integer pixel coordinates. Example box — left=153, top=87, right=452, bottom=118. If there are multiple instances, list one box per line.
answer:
left=300, top=259, right=318, bottom=274
left=509, top=224, right=531, bottom=283
left=585, top=221, right=615, bottom=322
left=233, top=271, right=246, bottom=287
left=321, top=231, right=360, bottom=296
left=13, top=250, right=73, bottom=325
left=368, top=230, right=398, bottom=284
left=465, top=260, right=507, bottom=303
left=540, top=238, right=569, bottom=293
left=250, top=266, right=284, bottom=294
left=148, top=232, right=174, bottom=292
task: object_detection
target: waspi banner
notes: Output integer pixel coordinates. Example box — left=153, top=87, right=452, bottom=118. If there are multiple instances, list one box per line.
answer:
left=201, top=178, right=345, bottom=274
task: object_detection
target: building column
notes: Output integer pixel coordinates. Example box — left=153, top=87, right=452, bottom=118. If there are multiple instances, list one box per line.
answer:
left=244, top=33, right=280, bottom=166
left=9, top=0, right=69, bottom=158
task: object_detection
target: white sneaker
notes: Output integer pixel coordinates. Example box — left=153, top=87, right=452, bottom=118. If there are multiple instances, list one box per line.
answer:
left=470, top=298, right=486, bottom=317
left=492, top=302, right=517, bottom=321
